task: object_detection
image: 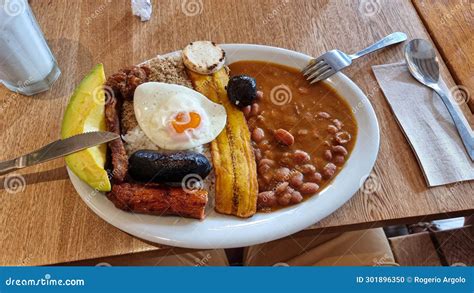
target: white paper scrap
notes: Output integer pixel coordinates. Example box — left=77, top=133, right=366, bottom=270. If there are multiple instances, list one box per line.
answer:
left=131, top=0, right=152, bottom=22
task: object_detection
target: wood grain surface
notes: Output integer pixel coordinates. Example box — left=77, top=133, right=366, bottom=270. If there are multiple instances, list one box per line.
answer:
left=413, top=0, right=474, bottom=113
left=389, top=225, right=473, bottom=266
left=0, top=0, right=473, bottom=266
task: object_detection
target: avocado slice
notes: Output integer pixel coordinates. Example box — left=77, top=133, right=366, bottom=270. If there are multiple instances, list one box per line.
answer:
left=61, top=64, right=111, bottom=191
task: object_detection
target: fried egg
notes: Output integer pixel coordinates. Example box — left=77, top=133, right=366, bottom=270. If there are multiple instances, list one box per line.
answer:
left=134, top=82, right=227, bottom=150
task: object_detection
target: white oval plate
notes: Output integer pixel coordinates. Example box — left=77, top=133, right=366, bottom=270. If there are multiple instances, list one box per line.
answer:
left=68, top=44, right=380, bottom=249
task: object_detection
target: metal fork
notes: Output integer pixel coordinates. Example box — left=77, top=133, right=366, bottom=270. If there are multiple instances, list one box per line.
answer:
left=302, top=32, right=407, bottom=84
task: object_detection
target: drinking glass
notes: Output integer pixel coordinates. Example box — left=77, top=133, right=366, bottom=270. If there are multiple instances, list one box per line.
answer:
left=0, top=0, right=61, bottom=96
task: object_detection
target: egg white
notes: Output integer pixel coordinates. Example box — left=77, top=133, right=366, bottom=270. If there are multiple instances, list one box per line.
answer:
left=134, top=82, right=227, bottom=150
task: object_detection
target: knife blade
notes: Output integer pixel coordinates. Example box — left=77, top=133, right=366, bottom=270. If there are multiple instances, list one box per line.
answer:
left=0, top=131, right=119, bottom=175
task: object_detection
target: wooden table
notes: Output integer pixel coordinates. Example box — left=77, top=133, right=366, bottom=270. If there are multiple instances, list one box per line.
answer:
left=413, top=0, right=474, bottom=113
left=0, top=0, right=473, bottom=266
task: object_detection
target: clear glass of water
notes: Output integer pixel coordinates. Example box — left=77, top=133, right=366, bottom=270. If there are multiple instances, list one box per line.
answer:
left=0, top=0, right=61, bottom=96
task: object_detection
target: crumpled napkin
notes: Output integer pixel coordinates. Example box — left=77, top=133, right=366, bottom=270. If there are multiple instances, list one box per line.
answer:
left=131, top=0, right=152, bottom=21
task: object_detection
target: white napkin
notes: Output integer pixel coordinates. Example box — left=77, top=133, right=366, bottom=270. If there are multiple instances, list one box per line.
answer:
left=131, top=0, right=152, bottom=21
left=372, top=62, right=474, bottom=187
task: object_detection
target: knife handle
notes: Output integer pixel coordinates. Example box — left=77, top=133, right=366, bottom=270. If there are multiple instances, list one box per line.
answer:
left=0, top=157, right=24, bottom=175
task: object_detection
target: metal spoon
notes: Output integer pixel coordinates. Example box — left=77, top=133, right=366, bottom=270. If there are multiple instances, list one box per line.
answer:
left=405, top=39, right=474, bottom=161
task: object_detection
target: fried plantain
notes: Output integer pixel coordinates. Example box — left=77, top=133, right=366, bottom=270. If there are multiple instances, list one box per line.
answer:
left=188, top=68, right=258, bottom=218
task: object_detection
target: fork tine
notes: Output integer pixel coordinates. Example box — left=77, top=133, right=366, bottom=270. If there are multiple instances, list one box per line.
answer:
left=302, top=57, right=325, bottom=76
left=303, top=59, right=328, bottom=77
left=302, top=59, right=316, bottom=73
left=306, top=64, right=330, bottom=81
left=302, top=61, right=322, bottom=76
left=309, top=68, right=335, bottom=84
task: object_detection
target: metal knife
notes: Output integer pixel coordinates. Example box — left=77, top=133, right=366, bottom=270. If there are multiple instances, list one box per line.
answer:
left=0, top=131, right=120, bottom=175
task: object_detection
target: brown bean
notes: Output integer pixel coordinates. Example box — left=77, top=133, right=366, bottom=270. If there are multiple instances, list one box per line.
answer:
left=324, top=150, right=333, bottom=161
left=243, top=105, right=251, bottom=118
left=263, top=150, right=273, bottom=159
left=289, top=171, right=304, bottom=188
left=250, top=103, right=260, bottom=116
left=293, top=150, right=311, bottom=164
left=252, top=127, right=265, bottom=143
left=280, top=157, right=293, bottom=167
left=335, top=131, right=351, bottom=144
left=327, top=125, right=338, bottom=134
left=333, top=119, right=343, bottom=130
left=322, top=163, right=337, bottom=179
left=262, top=173, right=273, bottom=183
left=258, top=179, right=266, bottom=191
left=317, top=111, right=331, bottom=119
left=258, top=140, right=271, bottom=151
left=299, top=182, right=320, bottom=194
left=298, top=87, right=309, bottom=94
left=333, top=155, right=345, bottom=165
left=254, top=148, right=262, bottom=162
left=275, top=182, right=289, bottom=195
left=332, top=145, right=348, bottom=156
left=257, top=191, right=277, bottom=208
left=290, top=190, right=303, bottom=204
left=256, top=90, right=264, bottom=100
left=306, top=172, right=322, bottom=183
left=299, top=164, right=316, bottom=174
left=274, top=129, right=294, bottom=146
left=277, top=192, right=292, bottom=206
left=258, top=158, right=275, bottom=168
left=274, top=167, right=291, bottom=181
left=258, top=164, right=271, bottom=175
left=282, top=152, right=292, bottom=159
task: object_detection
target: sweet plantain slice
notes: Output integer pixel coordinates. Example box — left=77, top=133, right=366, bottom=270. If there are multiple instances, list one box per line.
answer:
left=188, top=69, right=258, bottom=218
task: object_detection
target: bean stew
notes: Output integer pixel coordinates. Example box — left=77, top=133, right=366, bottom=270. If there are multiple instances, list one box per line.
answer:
left=228, top=61, right=358, bottom=211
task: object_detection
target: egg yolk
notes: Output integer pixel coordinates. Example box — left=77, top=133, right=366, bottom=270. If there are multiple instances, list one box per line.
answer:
left=171, top=112, right=201, bottom=133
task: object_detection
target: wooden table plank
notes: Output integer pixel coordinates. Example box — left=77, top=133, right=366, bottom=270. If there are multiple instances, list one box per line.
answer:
left=413, top=0, right=474, bottom=113
left=0, top=0, right=472, bottom=265
left=389, top=232, right=442, bottom=266
left=389, top=225, right=474, bottom=266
